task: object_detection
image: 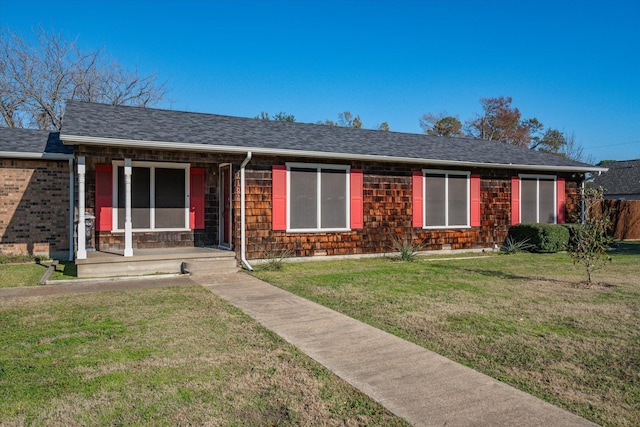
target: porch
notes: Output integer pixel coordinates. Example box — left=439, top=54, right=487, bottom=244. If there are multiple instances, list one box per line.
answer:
left=75, top=247, right=238, bottom=278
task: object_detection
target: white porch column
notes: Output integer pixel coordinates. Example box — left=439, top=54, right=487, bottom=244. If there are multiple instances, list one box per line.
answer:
left=68, top=158, right=75, bottom=261
left=76, top=156, right=86, bottom=260
left=124, top=158, right=133, bottom=257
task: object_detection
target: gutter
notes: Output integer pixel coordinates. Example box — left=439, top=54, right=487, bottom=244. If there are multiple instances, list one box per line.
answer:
left=0, top=151, right=74, bottom=161
left=240, top=151, right=253, bottom=271
left=60, top=134, right=607, bottom=174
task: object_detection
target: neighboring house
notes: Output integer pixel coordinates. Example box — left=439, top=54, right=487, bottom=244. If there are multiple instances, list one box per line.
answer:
left=592, top=159, right=640, bottom=239
left=592, top=159, right=640, bottom=200
left=0, top=128, right=74, bottom=259
left=56, top=101, right=603, bottom=266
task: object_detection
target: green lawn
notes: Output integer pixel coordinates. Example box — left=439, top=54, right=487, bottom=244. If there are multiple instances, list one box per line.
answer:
left=0, top=285, right=407, bottom=426
left=0, top=261, right=77, bottom=288
left=252, top=242, right=640, bottom=427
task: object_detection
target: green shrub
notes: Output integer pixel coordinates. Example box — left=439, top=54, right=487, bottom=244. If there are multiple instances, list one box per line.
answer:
left=507, top=223, right=570, bottom=253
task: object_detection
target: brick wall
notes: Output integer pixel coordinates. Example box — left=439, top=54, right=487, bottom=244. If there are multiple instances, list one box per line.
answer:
left=235, top=157, right=583, bottom=260
left=0, top=158, right=70, bottom=257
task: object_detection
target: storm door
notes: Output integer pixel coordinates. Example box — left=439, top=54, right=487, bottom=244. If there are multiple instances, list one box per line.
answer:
left=219, top=164, right=232, bottom=249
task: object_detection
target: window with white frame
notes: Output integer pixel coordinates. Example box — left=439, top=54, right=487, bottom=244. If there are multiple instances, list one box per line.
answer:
left=424, top=170, right=470, bottom=228
left=287, top=163, right=349, bottom=231
left=113, top=162, right=189, bottom=230
left=520, top=175, right=556, bottom=223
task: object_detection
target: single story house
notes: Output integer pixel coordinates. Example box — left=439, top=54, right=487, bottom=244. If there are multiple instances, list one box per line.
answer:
left=592, top=159, right=640, bottom=240
left=0, top=128, right=73, bottom=259
left=592, top=159, right=640, bottom=200
left=54, top=101, right=604, bottom=269
left=1, top=101, right=605, bottom=268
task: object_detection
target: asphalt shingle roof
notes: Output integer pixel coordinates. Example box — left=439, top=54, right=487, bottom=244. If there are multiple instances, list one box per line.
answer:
left=0, top=127, right=72, bottom=155
left=592, top=159, right=640, bottom=196
left=62, top=101, right=596, bottom=170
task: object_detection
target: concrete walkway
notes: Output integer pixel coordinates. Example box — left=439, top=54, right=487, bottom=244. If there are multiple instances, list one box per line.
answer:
left=196, top=272, right=597, bottom=427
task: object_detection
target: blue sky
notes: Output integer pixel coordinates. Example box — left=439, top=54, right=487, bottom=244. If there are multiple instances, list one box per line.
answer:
left=2, top=0, right=639, bottom=162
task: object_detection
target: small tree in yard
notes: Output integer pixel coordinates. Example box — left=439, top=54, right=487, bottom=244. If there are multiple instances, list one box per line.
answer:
left=567, top=186, right=614, bottom=286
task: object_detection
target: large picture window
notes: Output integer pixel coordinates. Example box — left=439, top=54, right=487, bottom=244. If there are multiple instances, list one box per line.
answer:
left=113, top=162, right=189, bottom=230
left=520, top=175, right=556, bottom=223
left=423, top=170, right=470, bottom=228
left=287, top=163, right=349, bottom=231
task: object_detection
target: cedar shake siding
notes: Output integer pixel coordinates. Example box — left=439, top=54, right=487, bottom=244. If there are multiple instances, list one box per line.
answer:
left=235, top=157, right=582, bottom=260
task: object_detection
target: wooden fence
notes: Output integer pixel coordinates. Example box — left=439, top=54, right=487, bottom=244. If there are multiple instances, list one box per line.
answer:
left=604, top=200, right=640, bottom=240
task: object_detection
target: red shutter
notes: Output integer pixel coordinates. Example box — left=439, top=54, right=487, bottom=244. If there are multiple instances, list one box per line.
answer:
left=95, top=164, right=113, bottom=231
left=190, top=168, right=205, bottom=229
left=470, top=174, right=481, bottom=227
left=557, top=178, right=566, bottom=224
left=272, top=165, right=287, bottom=231
left=511, top=176, right=520, bottom=225
left=412, top=171, right=424, bottom=228
left=350, top=169, right=364, bottom=229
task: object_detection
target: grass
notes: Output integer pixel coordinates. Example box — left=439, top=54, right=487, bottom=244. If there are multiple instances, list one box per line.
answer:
left=252, top=242, right=640, bottom=427
left=0, top=261, right=77, bottom=288
left=0, top=285, right=408, bottom=426
left=0, top=254, right=45, bottom=264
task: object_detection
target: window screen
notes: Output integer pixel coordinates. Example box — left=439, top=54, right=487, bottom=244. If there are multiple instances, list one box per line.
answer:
left=448, top=174, right=468, bottom=226
left=539, top=179, right=555, bottom=224
left=425, top=172, right=469, bottom=227
left=520, top=177, right=556, bottom=224
left=289, top=168, right=318, bottom=229
left=116, top=164, right=188, bottom=230
left=425, top=174, right=446, bottom=227
left=288, top=165, right=348, bottom=230
left=520, top=178, right=538, bottom=223
left=155, top=168, right=186, bottom=228
left=320, top=169, right=347, bottom=228
left=118, top=166, right=150, bottom=229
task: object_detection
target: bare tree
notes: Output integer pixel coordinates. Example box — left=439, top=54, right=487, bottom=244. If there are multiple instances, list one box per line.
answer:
left=560, top=131, right=594, bottom=163
left=567, top=186, right=613, bottom=286
left=0, top=26, right=168, bottom=130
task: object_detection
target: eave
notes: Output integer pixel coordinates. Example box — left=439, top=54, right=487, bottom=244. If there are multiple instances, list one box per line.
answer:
left=60, top=134, right=607, bottom=174
left=0, top=151, right=74, bottom=160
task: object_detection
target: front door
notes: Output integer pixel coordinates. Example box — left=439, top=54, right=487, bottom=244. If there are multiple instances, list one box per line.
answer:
left=219, top=164, right=232, bottom=248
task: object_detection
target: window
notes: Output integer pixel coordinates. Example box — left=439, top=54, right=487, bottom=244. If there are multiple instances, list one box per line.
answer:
left=423, top=170, right=470, bottom=228
left=520, top=175, right=556, bottom=224
left=113, top=162, right=189, bottom=230
left=287, top=163, right=349, bottom=231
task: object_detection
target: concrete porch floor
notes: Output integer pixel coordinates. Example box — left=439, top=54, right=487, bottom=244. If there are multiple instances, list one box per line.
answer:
left=75, top=247, right=237, bottom=278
